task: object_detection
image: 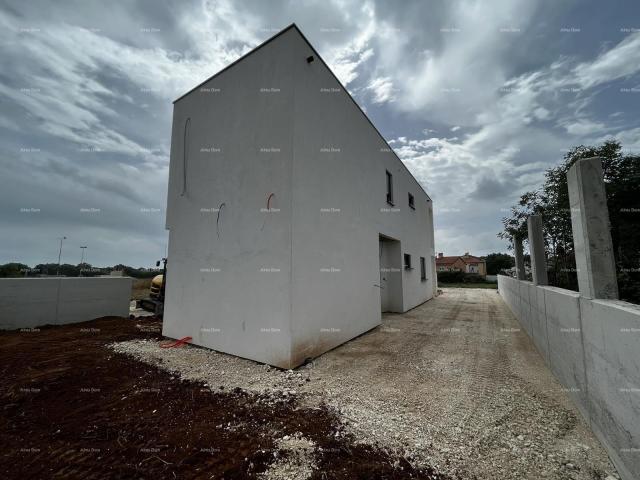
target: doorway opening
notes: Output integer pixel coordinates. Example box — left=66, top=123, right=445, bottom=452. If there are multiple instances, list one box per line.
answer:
left=378, top=235, right=403, bottom=312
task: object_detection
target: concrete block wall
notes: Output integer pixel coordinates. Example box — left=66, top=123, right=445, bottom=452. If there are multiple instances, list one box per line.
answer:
left=543, top=286, right=587, bottom=417
left=498, top=275, right=640, bottom=480
left=0, top=277, right=132, bottom=330
left=581, top=298, right=640, bottom=479
left=529, top=283, right=549, bottom=362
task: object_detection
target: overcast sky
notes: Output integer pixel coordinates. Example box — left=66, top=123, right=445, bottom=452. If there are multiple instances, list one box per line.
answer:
left=1, top=0, right=639, bottom=267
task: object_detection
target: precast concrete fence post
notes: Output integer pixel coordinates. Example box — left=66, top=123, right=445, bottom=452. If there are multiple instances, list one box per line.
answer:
left=514, top=236, right=526, bottom=280
left=567, top=157, right=619, bottom=299
left=527, top=215, right=548, bottom=286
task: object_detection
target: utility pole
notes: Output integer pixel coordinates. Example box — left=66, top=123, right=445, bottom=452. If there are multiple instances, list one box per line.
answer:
left=56, top=236, right=67, bottom=276
left=79, top=246, right=87, bottom=276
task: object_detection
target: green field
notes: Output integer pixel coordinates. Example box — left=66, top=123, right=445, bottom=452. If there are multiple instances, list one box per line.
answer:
left=439, top=282, right=498, bottom=289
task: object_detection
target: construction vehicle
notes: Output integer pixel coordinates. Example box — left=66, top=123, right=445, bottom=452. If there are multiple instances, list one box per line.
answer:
left=137, top=258, right=166, bottom=316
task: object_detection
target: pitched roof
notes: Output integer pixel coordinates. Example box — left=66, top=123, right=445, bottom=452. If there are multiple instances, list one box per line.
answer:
left=436, top=256, right=461, bottom=265
left=436, top=255, right=485, bottom=265
left=172, top=23, right=431, bottom=201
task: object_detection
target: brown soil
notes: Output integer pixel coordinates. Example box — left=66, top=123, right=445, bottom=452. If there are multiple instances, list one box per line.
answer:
left=0, top=317, right=449, bottom=479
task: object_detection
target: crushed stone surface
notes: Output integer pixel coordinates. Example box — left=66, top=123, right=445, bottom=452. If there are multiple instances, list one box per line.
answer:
left=259, top=434, right=316, bottom=480
left=111, top=288, right=619, bottom=480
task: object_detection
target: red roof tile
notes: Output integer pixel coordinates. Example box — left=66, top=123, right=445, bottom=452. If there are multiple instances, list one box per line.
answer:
left=436, top=256, right=460, bottom=264
left=436, top=255, right=485, bottom=265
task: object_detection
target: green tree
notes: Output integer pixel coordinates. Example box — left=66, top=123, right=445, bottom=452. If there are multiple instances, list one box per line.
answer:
left=498, top=140, right=640, bottom=302
left=0, top=263, right=30, bottom=277
left=484, top=253, right=515, bottom=275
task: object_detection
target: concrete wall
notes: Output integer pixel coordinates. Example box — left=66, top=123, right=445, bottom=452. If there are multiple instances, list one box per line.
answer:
left=164, top=25, right=434, bottom=368
left=498, top=275, right=640, bottom=480
left=0, top=277, right=132, bottom=330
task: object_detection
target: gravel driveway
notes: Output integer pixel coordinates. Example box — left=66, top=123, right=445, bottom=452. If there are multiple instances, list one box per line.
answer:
left=113, top=288, right=619, bottom=479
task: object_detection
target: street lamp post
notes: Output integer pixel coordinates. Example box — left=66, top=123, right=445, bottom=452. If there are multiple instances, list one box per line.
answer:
left=79, top=246, right=87, bottom=276
left=56, top=236, right=67, bottom=276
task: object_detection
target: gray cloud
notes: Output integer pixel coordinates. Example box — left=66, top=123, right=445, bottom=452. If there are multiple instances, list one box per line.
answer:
left=470, top=177, right=515, bottom=201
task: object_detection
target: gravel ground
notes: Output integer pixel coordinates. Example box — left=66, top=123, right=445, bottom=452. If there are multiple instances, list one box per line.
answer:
left=111, top=288, right=619, bottom=480
left=259, top=434, right=317, bottom=480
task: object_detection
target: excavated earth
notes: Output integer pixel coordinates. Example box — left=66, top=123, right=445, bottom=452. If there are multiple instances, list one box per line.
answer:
left=0, top=316, right=445, bottom=479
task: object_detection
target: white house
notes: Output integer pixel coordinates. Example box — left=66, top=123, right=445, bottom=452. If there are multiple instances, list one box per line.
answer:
left=163, top=24, right=436, bottom=369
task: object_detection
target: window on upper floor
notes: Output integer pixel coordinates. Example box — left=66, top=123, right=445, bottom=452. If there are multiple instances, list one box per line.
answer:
left=408, top=192, right=415, bottom=210
left=386, top=170, right=394, bottom=205
left=420, top=257, right=426, bottom=281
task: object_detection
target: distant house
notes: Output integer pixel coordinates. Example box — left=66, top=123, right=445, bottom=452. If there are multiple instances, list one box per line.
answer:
left=436, top=252, right=486, bottom=277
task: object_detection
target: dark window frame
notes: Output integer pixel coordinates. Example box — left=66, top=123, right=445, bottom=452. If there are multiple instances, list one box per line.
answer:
left=404, top=253, right=412, bottom=270
left=420, top=257, right=427, bottom=281
left=386, top=170, right=394, bottom=205
left=408, top=192, right=415, bottom=210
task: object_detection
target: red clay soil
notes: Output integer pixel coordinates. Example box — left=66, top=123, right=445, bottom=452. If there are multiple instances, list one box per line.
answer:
left=0, top=316, right=451, bottom=479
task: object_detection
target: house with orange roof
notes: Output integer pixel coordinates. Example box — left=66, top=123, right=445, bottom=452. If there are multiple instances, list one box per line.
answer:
left=436, top=252, right=486, bottom=277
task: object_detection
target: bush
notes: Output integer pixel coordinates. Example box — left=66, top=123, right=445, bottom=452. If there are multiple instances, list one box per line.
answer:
left=437, top=270, right=465, bottom=283
left=463, top=273, right=486, bottom=283
left=437, top=270, right=487, bottom=283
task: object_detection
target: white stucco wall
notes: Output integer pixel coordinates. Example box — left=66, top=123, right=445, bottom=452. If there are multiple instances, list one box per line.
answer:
left=288, top=31, right=434, bottom=365
left=163, top=28, right=297, bottom=367
left=163, top=26, right=435, bottom=368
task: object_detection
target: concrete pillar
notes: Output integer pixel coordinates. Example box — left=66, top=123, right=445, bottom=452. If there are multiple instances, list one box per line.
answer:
left=567, top=157, right=618, bottom=299
left=514, top=236, right=525, bottom=280
left=527, top=215, right=548, bottom=285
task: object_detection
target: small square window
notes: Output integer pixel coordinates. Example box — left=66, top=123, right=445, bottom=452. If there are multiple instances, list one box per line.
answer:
left=408, top=193, right=415, bottom=210
left=404, top=253, right=412, bottom=270
left=386, top=170, right=394, bottom=205
left=420, top=257, right=426, bottom=281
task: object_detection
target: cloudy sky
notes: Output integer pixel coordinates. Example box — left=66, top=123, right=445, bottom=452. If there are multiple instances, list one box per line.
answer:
left=1, top=0, right=639, bottom=267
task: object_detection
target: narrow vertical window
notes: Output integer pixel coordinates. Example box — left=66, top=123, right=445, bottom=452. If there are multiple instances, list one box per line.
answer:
left=420, top=257, right=426, bottom=281
left=404, top=253, right=411, bottom=270
left=386, top=170, right=393, bottom=205
left=408, top=192, right=415, bottom=210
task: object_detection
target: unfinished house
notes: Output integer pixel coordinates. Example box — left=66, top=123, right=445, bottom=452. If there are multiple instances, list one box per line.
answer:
left=163, top=24, right=436, bottom=368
